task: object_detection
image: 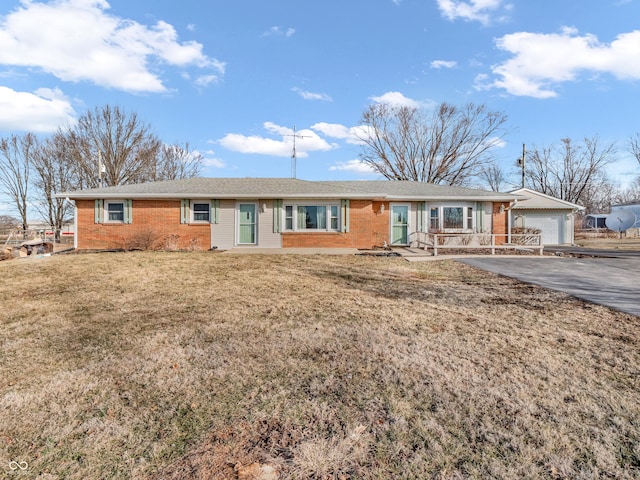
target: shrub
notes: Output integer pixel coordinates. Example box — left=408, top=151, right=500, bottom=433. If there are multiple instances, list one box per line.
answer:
left=120, top=228, right=161, bottom=251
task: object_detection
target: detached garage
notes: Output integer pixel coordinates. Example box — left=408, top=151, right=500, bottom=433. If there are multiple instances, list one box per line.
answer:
left=510, top=188, right=584, bottom=245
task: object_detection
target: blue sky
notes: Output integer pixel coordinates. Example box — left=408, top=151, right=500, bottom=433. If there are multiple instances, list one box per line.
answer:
left=1, top=0, right=640, bottom=217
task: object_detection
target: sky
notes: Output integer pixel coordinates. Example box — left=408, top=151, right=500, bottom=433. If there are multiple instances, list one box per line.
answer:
left=1, top=0, right=640, bottom=217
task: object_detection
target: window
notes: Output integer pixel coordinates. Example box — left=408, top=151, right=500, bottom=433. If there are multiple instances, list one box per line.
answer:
left=429, top=205, right=475, bottom=231
left=330, top=205, right=339, bottom=230
left=298, top=206, right=326, bottom=229
left=443, top=207, right=463, bottom=229
left=285, top=205, right=293, bottom=230
left=430, top=208, right=439, bottom=230
left=192, top=202, right=210, bottom=222
left=283, top=204, right=339, bottom=231
left=106, top=201, right=124, bottom=222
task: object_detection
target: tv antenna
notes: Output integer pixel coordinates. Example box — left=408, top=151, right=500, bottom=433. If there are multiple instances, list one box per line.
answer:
left=285, top=125, right=309, bottom=178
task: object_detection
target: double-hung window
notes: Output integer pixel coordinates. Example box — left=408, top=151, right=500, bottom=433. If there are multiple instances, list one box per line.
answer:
left=106, top=201, right=124, bottom=223
left=283, top=203, right=340, bottom=231
left=430, top=207, right=439, bottom=230
left=191, top=202, right=210, bottom=222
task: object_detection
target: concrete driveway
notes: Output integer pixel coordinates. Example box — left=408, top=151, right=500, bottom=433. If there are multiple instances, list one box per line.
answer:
left=459, top=256, right=640, bottom=317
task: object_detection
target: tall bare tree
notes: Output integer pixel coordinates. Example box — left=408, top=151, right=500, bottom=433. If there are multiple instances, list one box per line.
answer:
left=356, top=102, right=509, bottom=186
left=64, top=105, right=162, bottom=188
left=0, top=133, right=36, bottom=231
left=525, top=137, right=616, bottom=209
left=629, top=132, right=640, bottom=166
left=478, top=161, right=509, bottom=192
left=155, top=143, right=203, bottom=181
left=31, top=132, right=77, bottom=239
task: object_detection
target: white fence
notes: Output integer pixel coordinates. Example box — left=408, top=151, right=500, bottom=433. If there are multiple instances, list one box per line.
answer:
left=2, top=228, right=74, bottom=248
left=411, top=232, right=543, bottom=256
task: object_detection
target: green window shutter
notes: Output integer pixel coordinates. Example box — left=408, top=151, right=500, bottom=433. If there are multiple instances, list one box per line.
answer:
left=273, top=199, right=282, bottom=233
left=94, top=199, right=103, bottom=224
left=180, top=199, right=189, bottom=224
left=211, top=199, right=219, bottom=224
left=123, top=199, right=133, bottom=224
left=341, top=199, right=350, bottom=233
left=476, top=202, right=484, bottom=232
left=417, top=202, right=426, bottom=232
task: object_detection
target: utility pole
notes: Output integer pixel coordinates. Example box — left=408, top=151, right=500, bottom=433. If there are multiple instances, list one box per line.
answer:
left=286, top=125, right=309, bottom=179
left=518, top=143, right=526, bottom=188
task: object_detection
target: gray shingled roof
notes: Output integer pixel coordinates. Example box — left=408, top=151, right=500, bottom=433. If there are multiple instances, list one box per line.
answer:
left=59, top=177, right=519, bottom=201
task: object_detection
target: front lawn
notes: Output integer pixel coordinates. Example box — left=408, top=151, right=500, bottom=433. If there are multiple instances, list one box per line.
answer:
left=1, top=252, right=639, bottom=479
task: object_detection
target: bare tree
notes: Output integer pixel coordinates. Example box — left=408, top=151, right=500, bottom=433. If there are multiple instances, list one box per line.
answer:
left=629, top=132, right=640, bottom=165
left=478, top=161, right=509, bottom=192
left=614, top=177, right=640, bottom=205
left=0, top=215, right=19, bottom=231
left=356, top=102, right=509, bottom=186
left=31, top=132, right=77, bottom=239
left=0, top=133, right=36, bottom=230
left=525, top=137, right=616, bottom=209
left=155, top=143, right=203, bottom=181
left=64, top=105, right=162, bottom=188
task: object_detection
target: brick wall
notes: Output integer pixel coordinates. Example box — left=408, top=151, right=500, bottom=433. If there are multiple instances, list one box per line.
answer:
left=492, top=202, right=508, bottom=245
left=76, top=199, right=211, bottom=251
left=281, top=200, right=390, bottom=249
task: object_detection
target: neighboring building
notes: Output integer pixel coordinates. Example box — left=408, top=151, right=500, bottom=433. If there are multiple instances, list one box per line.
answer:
left=584, top=214, right=608, bottom=229
left=509, top=188, right=584, bottom=245
left=59, top=178, right=523, bottom=251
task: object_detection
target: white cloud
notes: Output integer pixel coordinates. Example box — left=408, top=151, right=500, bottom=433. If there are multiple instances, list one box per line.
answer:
left=194, top=74, right=221, bottom=87
left=436, top=0, right=510, bottom=25
left=0, top=0, right=224, bottom=93
left=262, top=26, right=296, bottom=38
left=430, top=60, right=458, bottom=69
left=329, top=159, right=377, bottom=174
left=369, top=91, right=421, bottom=108
left=0, top=86, right=76, bottom=132
left=218, top=122, right=336, bottom=157
left=311, top=122, right=369, bottom=145
left=477, top=28, right=640, bottom=98
left=292, top=87, right=332, bottom=102
left=198, top=149, right=225, bottom=168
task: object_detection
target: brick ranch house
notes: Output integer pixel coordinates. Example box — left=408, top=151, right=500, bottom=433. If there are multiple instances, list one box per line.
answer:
left=59, top=178, right=523, bottom=251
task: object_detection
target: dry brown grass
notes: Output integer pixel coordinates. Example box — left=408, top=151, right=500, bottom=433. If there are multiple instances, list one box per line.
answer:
left=575, top=235, right=640, bottom=251
left=1, top=252, right=639, bottom=479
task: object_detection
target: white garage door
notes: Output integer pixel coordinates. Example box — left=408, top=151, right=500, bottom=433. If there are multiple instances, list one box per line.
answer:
left=524, top=213, right=564, bottom=245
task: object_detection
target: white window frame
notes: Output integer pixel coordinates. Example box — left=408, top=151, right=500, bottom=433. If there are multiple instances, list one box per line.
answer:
left=282, top=202, right=341, bottom=232
left=190, top=200, right=211, bottom=223
left=105, top=200, right=125, bottom=223
left=429, top=204, right=475, bottom=232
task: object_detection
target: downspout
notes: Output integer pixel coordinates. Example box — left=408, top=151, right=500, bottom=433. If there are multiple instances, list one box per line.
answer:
left=64, top=198, right=77, bottom=250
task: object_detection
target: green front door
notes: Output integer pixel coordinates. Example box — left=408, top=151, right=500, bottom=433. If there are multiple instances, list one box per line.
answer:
left=391, top=205, right=409, bottom=245
left=238, top=203, right=256, bottom=244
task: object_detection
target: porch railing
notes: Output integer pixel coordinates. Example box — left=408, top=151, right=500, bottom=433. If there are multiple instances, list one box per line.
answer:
left=411, top=232, right=543, bottom=256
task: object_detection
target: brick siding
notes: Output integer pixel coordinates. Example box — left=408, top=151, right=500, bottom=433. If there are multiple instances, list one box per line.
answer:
left=492, top=202, right=508, bottom=245
left=76, top=199, right=211, bottom=251
left=282, top=200, right=389, bottom=249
